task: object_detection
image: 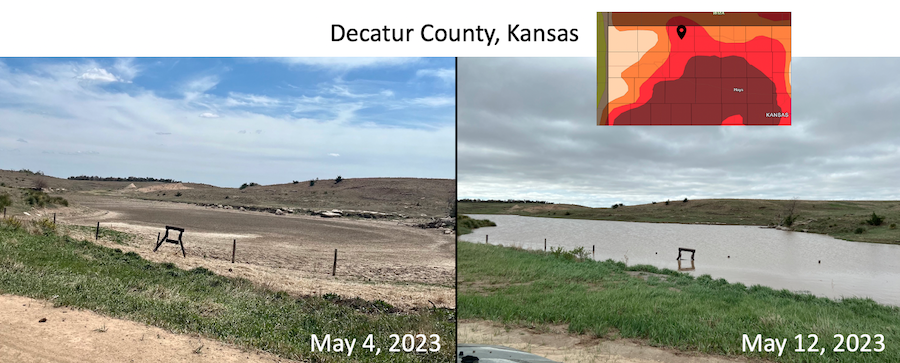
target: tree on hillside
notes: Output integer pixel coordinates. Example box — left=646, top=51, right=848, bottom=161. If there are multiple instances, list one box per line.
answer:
left=782, top=197, right=800, bottom=227
left=335, top=175, right=343, bottom=184
left=32, top=177, right=48, bottom=191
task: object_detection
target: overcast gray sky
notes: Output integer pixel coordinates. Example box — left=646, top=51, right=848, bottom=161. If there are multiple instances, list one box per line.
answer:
left=458, top=58, right=900, bottom=207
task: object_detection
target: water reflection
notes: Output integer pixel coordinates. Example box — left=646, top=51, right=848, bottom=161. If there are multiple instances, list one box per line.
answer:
left=461, top=214, right=900, bottom=306
left=677, top=260, right=696, bottom=271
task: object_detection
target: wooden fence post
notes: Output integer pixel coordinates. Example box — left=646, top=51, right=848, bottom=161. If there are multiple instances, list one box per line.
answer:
left=95, top=222, right=99, bottom=240
left=232, top=239, right=236, bottom=263
left=53, top=213, right=56, bottom=224
left=332, top=249, right=338, bottom=276
left=544, top=238, right=547, bottom=251
left=486, top=235, right=488, bottom=244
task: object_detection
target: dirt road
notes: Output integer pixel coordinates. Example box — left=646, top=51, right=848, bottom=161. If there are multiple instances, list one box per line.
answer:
left=0, top=294, right=297, bottom=363
left=459, top=320, right=770, bottom=363
left=54, top=195, right=455, bottom=309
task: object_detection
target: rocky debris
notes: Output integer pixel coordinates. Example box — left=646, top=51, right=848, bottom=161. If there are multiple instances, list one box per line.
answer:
left=193, top=203, right=407, bottom=220
left=415, top=217, right=456, bottom=229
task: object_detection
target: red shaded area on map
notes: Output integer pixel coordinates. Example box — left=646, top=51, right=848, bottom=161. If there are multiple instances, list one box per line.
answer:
left=608, top=17, right=791, bottom=125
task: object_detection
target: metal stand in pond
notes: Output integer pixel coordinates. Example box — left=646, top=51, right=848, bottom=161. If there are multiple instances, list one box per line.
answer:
left=153, top=225, right=187, bottom=257
left=677, top=247, right=695, bottom=261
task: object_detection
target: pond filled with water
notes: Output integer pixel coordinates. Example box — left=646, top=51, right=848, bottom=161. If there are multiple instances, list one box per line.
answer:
left=461, top=214, right=900, bottom=306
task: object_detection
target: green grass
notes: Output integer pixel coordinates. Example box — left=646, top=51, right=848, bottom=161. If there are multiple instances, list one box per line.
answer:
left=458, top=241, right=900, bottom=362
left=0, top=219, right=454, bottom=363
left=459, top=200, right=900, bottom=244
left=66, top=224, right=135, bottom=245
left=458, top=215, right=496, bottom=235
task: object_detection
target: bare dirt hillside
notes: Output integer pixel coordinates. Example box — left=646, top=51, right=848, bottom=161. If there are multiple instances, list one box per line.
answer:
left=0, top=169, right=456, bottom=309
left=0, top=170, right=455, bottom=218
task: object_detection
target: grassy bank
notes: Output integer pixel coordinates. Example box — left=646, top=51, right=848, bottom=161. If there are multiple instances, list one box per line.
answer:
left=0, top=218, right=454, bottom=363
left=458, top=241, right=900, bottom=362
left=459, top=200, right=900, bottom=244
left=458, top=215, right=496, bottom=235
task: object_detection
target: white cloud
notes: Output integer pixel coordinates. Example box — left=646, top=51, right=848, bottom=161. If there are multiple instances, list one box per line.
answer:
left=416, top=68, right=455, bottom=84
left=77, top=68, right=123, bottom=82
left=183, top=75, right=219, bottom=102
left=278, top=57, right=420, bottom=71
left=328, top=153, right=340, bottom=157
left=199, top=112, right=219, bottom=118
left=226, top=92, right=280, bottom=107
left=408, top=96, right=454, bottom=107
left=113, top=58, right=140, bottom=81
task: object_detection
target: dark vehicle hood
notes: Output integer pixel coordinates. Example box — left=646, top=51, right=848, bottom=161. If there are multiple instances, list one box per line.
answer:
left=457, top=344, right=561, bottom=363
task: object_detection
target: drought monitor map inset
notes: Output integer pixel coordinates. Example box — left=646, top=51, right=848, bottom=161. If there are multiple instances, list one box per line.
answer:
left=597, top=12, right=791, bottom=125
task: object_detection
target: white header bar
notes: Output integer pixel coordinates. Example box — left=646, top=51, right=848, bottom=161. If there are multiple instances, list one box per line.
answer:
left=0, top=1, right=887, bottom=57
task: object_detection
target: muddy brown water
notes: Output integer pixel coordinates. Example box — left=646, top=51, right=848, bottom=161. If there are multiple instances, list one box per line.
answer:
left=462, top=214, right=900, bottom=306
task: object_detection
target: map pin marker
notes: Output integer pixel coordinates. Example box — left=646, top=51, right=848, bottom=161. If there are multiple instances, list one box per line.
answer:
left=677, top=25, right=687, bottom=40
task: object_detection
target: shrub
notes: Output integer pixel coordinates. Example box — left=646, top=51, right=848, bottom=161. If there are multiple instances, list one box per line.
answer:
left=239, top=182, right=259, bottom=190
left=564, top=211, right=571, bottom=215
left=550, top=246, right=565, bottom=258
left=651, top=201, right=657, bottom=204
left=30, top=217, right=56, bottom=236
left=23, top=190, right=67, bottom=208
left=854, top=227, right=866, bottom=234
left=571, top=246, right=590, bottom=261
left=1, top=216, right=23, bottom=231
left=292, top=180, right=299, bottom=184
left=0, top=193, right=11, bottom=209
left=865, top=212, right=884, bottom=226
left=612, top=204, right=619, bottom=209
left=335, top=175, right=343, bottom=184
left=890, top=223, right=897, bottom=230
left=175, top=192, right=182, bottom=197
left=665, top=200, right=670, bottom=205
left=683, top=198, right=689, bottom=203
left=309, top=180, right=316, bottom=187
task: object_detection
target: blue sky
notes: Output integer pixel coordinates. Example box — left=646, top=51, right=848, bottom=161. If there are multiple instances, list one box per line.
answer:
left=0, top=57, right=455, bottom=187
